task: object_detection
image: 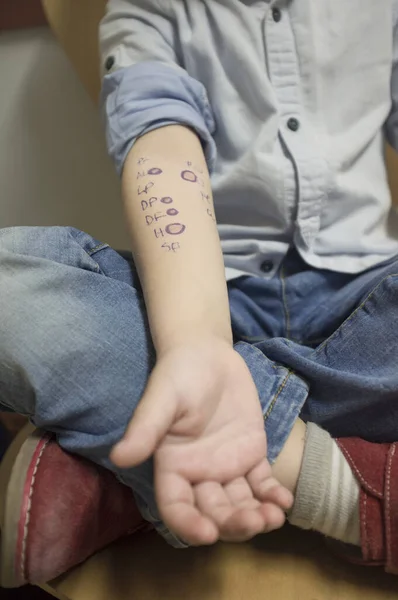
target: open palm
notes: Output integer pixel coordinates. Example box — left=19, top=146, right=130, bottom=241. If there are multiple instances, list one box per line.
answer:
left=112, top=338, right=293, bottom=545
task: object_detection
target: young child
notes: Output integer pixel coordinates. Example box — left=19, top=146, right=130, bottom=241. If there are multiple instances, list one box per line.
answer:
left=2, top=0, right=398, bottom=586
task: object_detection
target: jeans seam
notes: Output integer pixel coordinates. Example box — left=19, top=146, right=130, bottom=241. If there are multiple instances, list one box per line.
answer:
left=263, top=368, right=293, bottom=421
left=312, top=272, right=398, bottom=358
left=85, top=244, right=111, bottom=274
left=67, top=231, right=104, bottom=274
left=280, top=265, right=291, bottom=339
left=86, top=243, right=109, bottom=256
left=237, top=332, right=326, bottom=346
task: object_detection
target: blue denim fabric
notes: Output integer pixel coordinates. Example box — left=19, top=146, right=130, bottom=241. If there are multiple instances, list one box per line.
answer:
left=1, top=227, right=398, bottom=546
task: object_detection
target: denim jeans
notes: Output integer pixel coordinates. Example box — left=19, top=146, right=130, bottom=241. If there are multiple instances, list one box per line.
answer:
left=1, top=226, right=398, bottom=547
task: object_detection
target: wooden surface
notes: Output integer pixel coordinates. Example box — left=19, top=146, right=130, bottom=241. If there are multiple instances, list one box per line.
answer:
left=37, top=2, right=398, bottom=598
left=42, top=526, right=398, bottom=600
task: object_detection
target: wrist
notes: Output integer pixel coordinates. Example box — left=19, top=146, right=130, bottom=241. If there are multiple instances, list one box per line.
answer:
left=154, top=323, right=233, bottom=358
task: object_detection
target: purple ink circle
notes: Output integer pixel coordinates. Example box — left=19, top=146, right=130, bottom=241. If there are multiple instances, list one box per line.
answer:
left=166, top=208, right=179, bottom=216
left=181, top=170, right=197, bottom=183
left=161, top=197, right=173, bottom=204
left=165, top=223, right=186, bottom=236
left=147, top=168, right=163, bottom=175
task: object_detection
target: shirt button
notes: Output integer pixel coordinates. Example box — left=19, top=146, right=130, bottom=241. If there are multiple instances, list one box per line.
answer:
left=287, top=117, right=300, bottom=132
left=260, top=260, right=274, bottom=273
left=105, top=56, right=115, bottom=71
left=272, top=7, right=282, bottom=22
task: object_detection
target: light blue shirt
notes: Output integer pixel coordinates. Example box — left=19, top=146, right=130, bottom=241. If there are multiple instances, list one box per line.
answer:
left=100, top=0, right=398, bottom=279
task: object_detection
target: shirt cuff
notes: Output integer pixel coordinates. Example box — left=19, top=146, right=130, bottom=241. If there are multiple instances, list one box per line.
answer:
left=101, top=61, right=217, bottom=175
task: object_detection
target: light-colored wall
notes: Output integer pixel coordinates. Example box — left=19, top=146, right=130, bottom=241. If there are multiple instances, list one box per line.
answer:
left=0, top=27, right=129, bottom=249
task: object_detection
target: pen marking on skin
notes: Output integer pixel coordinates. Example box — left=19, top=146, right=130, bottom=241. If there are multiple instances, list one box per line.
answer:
left=181, top=170, right=198, bottom=183
left=136, top=162, right=208, bottom=250
left=154, top=228, right=165, bottom=239
left=207, top=208, right=216, bottom=222
left=138, top=182, right=154, bottom=195
left=141, top=197, right=158, bottom=211
left=162, top=241, right=181, bottom=253
left=166, top=208, right=179, bottom=216
left=165, top=223, right=186, bottom=236
left=145, top=212, right=167, bottom=226
left=186, top=161, right=203, bottom=174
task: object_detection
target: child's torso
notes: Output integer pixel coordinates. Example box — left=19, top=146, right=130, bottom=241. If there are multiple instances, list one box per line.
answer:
left=169, top=0, right=398, bottom=275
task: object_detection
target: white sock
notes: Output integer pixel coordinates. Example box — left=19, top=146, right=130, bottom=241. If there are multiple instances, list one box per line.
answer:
left=288, top=423, right=360, bottom=546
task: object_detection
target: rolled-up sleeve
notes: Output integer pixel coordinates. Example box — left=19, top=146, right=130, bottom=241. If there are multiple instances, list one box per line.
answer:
left=99, top=0, right=216, bottom=175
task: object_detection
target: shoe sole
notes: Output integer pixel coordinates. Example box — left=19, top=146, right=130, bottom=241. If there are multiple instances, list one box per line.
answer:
left=0, top=424, right=49, bottom=588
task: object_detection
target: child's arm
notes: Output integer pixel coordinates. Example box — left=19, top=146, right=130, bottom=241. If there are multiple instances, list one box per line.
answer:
left=112, top=124, right=293, bottom=545
left=101, top=0, right=291, bottom=545
left=121, top=124, right=232, bottom=355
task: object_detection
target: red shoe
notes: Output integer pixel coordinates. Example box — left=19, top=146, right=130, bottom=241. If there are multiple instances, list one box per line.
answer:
left=0, top=426, right=147, bottom=587
left=328, top=437, right=398, bottom=574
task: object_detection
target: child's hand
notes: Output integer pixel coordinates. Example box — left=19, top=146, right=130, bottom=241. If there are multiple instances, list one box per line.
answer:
left=111, top=337, right=293, bottom=545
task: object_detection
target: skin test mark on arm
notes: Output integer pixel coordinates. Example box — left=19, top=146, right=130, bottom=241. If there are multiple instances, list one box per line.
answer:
left=162, top=241, right=181, bottom=252
left=181, top=170, right=198, bottom=183
left=165, top=223, right=186, bottom=236
left=138, top=182, right=155, bottom=195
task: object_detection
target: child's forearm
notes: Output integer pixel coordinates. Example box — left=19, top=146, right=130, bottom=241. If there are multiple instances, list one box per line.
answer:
left=122, top=125, right=232, bottom=355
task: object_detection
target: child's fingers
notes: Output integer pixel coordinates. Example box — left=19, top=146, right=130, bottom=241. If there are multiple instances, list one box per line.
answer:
left=195, top=480, right=265, bottom=542
left=247, top=460, right=294, bottom=510
left=156, top=471, right=219, bottom=545
left=258, top=502, right=287, bottom=533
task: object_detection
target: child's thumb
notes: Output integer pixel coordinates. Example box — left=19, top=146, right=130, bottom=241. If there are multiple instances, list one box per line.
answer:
left=110, top=377, right=176, bottom=468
